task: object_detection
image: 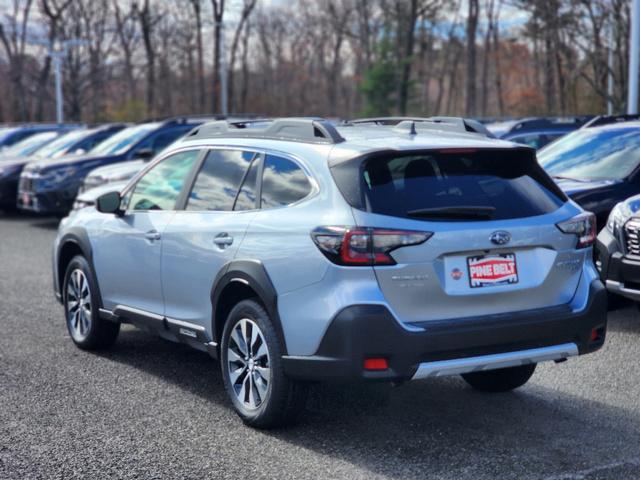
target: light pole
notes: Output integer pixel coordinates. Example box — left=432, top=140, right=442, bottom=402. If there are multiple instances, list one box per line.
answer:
left=43, top=39, right=88, bottom=124
left=629, top=0, right=640, bottom=114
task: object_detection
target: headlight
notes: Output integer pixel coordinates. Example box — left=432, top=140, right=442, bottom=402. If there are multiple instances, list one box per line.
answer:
left=607, top=200, right=640, bottom=235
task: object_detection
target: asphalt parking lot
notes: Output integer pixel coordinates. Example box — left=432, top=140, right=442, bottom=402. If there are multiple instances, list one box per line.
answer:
left=1, top=215, right=640, bottom=480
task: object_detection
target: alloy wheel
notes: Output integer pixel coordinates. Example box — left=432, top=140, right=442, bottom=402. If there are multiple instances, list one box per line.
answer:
left=227, top=318, right=271, bottom=410
left=66, top=269, right=92, bottom=342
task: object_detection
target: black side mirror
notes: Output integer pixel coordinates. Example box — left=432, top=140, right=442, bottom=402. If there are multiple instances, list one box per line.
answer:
left=134, top=147, right=154, bottom=160
left=96, top=191, right=123, bottom=215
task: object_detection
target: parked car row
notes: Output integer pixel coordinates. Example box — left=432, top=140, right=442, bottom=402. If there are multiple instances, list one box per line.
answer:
left=0, top=117, right=244, bottom=215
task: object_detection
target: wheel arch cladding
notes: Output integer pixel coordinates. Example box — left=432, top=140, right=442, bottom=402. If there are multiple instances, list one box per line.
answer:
left=57, top=228, right=102, bottom=307
left=210, top=260, right=288, bottom=355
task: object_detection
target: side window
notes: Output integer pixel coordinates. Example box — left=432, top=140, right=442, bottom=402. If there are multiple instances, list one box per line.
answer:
left=75, top=133, right=108, bottom=153
left=261, top=155, right=312, bottom=208
left=187, top=150, right=254, bottom=211
left=234, top=155, right=261, bottom=211
left=151, top=129, right=187, bottom=153
left=128, top=150, right=200, bottom=211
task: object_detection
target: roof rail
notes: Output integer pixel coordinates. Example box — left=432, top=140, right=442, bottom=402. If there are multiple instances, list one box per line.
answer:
left=349, top=116, right=494, bottom=137
left=582, top=114, right=640, bottom=128
left=187, top=117, right=345, bottom=144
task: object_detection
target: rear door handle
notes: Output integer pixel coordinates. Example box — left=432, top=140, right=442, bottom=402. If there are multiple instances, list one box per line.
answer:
left=145, top=230, right=161, bottom=241
left=213, top=233, right=233, bottom=248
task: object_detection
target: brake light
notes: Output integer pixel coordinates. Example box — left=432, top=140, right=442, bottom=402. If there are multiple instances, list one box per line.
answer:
left=556, top=212, right=596, bottom=248
left=311, top=226, right=432, bottom=266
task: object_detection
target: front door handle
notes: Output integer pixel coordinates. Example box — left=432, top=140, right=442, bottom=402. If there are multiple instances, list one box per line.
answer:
left=213, top=233, right=233, bottom=248
left=144, top=230, right=161, bottom=241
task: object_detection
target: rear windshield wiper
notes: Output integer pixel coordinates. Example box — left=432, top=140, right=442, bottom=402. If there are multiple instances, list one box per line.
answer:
left=407, top=206, right=496, bottom=220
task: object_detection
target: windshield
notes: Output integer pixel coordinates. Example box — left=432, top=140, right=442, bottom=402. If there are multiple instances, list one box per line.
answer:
left=0, top=128, right=19, bottom=143
left=33, top=129, right=90, bottom=158
left=0, top=132, right=59, bottom=157
left=89, top=123, right=159, bottom=156
left=538, top=127, right=640, bottom=181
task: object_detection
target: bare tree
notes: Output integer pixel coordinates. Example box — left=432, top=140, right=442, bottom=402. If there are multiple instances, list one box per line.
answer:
left=134, top=0, right=159, bottom=116
left=113, top=0, right=139, bottom=102
left=465, top=0, right=479, bottom=116
left=228, top=0, right=257, bottom=113
left=0, top=0, right=35, bottom=120
left=211, top=0, right=225, bottom=112
left=189, top=0, right=206, bottom=111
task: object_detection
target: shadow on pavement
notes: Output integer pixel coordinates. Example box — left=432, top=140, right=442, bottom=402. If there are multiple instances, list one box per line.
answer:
left=0, top=211, right=60, bottom=230
left=98, top=326, right=640, bottom=479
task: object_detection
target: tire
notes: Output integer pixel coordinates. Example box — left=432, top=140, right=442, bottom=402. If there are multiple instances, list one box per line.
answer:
left=63, top=255, right=120, bottom=350
left=220, top=299, right=308, bottom=428
left=461, top=364, right=536, bottom=393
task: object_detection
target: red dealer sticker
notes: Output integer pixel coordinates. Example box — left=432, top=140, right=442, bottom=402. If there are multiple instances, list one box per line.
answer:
left=467, top=253, right=518, bottom=288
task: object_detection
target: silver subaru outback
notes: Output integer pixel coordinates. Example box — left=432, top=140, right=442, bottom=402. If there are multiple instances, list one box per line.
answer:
left=53, top=117, right=607, bottom=428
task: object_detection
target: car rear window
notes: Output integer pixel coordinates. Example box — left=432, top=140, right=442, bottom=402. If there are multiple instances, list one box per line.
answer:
left=337, top=149, right=565, bottom=221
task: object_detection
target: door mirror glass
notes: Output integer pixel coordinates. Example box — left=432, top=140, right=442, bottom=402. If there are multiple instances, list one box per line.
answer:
left=96, top=191, right=122, bottom=215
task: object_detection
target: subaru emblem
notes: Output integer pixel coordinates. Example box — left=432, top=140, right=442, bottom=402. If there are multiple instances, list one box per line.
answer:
left=490, top=231, right=511, bottom=245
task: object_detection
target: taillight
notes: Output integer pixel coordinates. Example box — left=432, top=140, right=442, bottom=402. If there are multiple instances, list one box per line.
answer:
left=311, top=226, right=432, bottom=266
left=556, top=212, right=596, bottom=248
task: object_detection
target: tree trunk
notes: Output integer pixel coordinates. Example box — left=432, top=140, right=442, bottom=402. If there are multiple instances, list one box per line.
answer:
left=492, top=13, right=505, bottom=116
left=397, top=0, right=419, bottom=115
left=229, top=0, right=257, bottom=113
left=465, top=0, right=479, bottom=116
left=190, top=0, right=206, bottom=112
left=240, top=19, right=251, bottom=113
left=137, top=0, right=156, bottom=116
left=211, top=0, right=225, bottom=113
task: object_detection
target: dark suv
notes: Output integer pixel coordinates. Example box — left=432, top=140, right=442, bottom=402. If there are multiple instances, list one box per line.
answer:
left=0, top=124, right=126, bottom=212
left=537, top=115, right=640, bottom=229
left=0, top=124, right=81, bottom=150
left=18, top=118, right=204, bottom=216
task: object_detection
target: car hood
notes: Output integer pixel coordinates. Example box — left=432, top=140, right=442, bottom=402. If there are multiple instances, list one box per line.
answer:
left=87, top=159, right=146, bottom=181
left=76, top=181, right=129, bottom=203
left=554, top=178, right=622, bottom=197
left=24, top=153, right=118, bottom=174
left=0, top=155, right=32, bottom=168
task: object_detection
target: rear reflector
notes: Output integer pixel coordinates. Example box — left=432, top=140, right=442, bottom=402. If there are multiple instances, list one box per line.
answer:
left=364, top=358, right=389, bottom=371
left=590, top=327, right=604, bottom=343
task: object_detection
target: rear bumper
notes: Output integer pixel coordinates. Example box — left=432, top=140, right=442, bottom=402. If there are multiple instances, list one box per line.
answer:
left=597, top=227, right=640, bottom=301
left=282, top=279, right=607, bottom=382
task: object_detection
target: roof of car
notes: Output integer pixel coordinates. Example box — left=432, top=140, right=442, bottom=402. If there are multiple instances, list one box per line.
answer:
left=584, top=120, right=640, bottom=131
left=178, top=117, right=522, bottom=164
